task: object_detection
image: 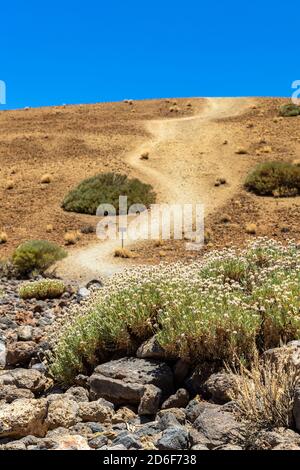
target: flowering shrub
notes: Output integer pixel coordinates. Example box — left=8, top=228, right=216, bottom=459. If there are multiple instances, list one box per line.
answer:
left=50, top=239, right=300, bottom=383
left=19, top=279, right=66, bottom=300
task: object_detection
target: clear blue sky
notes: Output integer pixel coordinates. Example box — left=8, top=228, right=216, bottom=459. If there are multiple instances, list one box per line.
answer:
left=0, top=1, right=298, bottom=109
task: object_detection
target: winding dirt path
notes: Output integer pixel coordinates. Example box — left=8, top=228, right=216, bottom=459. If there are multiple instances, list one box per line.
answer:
left=54, top=98, right=255, bottom=284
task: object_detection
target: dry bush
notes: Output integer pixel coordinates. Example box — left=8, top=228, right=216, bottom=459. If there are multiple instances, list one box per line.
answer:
left=235, top=147, right=248, bottom=155
left=40, top=174, right=51, bottom=184
left=140, top=151, right=149, bottom=160
left=114, top=248, right=134, bottom=258
left=6, top=180, right=14, bottom=190
left=245, top=223, right=257, bottom=234
left=0, top=232, right=8, bottom=244
left=64, top=232, right=78, bottom=245
left=228, top=354, right=300, bottom=430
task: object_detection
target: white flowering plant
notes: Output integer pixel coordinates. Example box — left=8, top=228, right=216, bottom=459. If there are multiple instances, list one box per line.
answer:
left=49, top=238, right=300, bottom=384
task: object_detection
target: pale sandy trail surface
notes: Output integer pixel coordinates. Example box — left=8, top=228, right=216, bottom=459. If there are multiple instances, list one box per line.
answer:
left=54, top=98, right=255, bottom=284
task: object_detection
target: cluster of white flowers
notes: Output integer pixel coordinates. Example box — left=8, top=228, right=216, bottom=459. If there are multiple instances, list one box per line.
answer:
left=49, top=238, right=300, bottom=382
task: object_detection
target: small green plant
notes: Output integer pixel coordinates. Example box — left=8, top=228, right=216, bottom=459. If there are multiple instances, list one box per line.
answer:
left=19, top=279, right=66, bottom=300
left=279, top=103, right=300, bottom=117
left=245, top=162, right=300, bottom=197
left=62, top=172, right=156, bottom=215
left=12, top=240, right=67, bottom=276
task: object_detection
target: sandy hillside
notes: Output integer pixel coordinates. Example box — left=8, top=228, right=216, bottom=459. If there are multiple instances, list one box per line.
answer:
left=1, top=97, right=300, bottom=283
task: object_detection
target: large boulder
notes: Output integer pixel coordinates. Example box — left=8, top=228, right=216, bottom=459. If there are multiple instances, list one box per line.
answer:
left=0, top=368, right=48, bottom=394
left=193, top=403, right=244, bottom=448
left=88, top=357, right=174, bottom=408
left=0, top=398, right=48, bottom=438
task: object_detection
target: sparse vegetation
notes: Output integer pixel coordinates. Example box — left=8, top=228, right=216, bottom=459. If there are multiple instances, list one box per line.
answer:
left=64, top=232, right=79, bottom=245
left=62, top=172, right=156, bottom=215
left=245, top=162, right=300, bottom=197
left=140, top=151, right=149, bottom=160
left=40, top=174, right=51, bottom=184
left=0, top=232, right=8, bottom=244
left=19, top=279, right=66, bottom=300
left=235, top=147, right=248, bottom=155
left=6, top=180, right=14, bottom=190
left=12, top=240, right=67, bottom=276
left=114, top=248, right=134, bottom=258
left=245, top=223, right=257, bottom=235
left=228, top=354, right=299, bottom=430
left=279, top=103, right=300, bottom=117
left=50, top=239, right=300, bottom=383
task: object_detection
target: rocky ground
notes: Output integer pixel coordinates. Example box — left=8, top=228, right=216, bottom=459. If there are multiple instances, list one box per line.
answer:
left=1, top=280, right=300, bottom=451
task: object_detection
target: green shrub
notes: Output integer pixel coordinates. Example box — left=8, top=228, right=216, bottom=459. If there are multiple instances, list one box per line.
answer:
left=50, top=239, right=300, bottom=384
left=62, top=172, right=156, bottom=215
left=12, top=240, right=67, bottom=276
left=279, top=103, right=300, bottom=117
left=245, top=162, right=300, bottom=197
left=19, top=279, right=65, bottom=300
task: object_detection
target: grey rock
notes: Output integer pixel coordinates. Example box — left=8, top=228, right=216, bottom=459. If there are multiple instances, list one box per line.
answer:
left=157, top=426, right=190, bottom=450
left=77, top=287, right=90, bottom=300
left=65, top=386, right=89, bottom=403
left=158, top=409, right=186, bottom=430
left=135, top=422, right=161, bottom=438
left=251, top=427, right=300, bottom=450
left=138, top=385, right=161, bottom=415
left=185, top=399, right=209, bottom=423
left=17, top=325, right=33, bottom=341
left=88, top=435, right=108, bottom=449
left=217, top=444, right=243, bottom=450
left=89, top=357, right=174, bottom=406
left=78, top=399, right=114, bottom=423
left=202, top=372, right=237, bottom=404
left=191, top=444, right=209, bottom=450
left=112, top=431, right=142, bottom=449
left=173, top=359, right=190, bottom=384
left=193, top=404, right=244, bottom=448
left=161, top=388, right=189, bottom=409
left=136, top=336, right=165, bottom=360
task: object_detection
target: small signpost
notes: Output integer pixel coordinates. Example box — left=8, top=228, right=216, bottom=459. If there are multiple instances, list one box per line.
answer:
left=119, top=226, right=127, bottom=249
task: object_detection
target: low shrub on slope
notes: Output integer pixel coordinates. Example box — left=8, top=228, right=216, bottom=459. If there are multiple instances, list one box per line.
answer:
left=245, top=161, right=300, bottom=197
left=62, top=172, right=156, bottom=215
